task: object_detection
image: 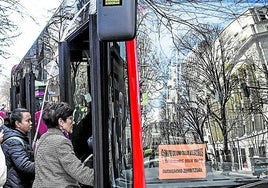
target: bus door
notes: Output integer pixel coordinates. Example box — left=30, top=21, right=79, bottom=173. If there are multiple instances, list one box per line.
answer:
left=59, top=22, right=93, bottom=163
left=89, top=14, right=139, bottom=187
left=10, top=70, right=35, bottom=111
left=58, top=16, right=137, bottom=188
left=89, top=15, right=127, bottom=187
left=10, top=70, right=36, bottom=140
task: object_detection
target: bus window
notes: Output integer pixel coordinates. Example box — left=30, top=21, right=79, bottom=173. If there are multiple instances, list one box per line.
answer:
left=72, top=60, right=91, bottom=125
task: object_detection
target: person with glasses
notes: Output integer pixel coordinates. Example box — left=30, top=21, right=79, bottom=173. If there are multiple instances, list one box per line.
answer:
left=0, top=108, right=35, bottom=188
left=33, top=102, right=94, bottom=187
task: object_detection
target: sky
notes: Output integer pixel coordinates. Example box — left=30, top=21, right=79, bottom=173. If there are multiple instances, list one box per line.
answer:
left=0, top=0, right=62, bottom=76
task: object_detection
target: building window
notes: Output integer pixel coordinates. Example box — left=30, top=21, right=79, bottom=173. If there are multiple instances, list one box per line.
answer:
left=258, top=9, right=267, bottom=21
left=233, top=148, right=238, bottom=163
left=259, top=146, right=266, bottom=157
left=249, top=147, right=254, bottom=157
left=241, top=148, right=246, bottom=164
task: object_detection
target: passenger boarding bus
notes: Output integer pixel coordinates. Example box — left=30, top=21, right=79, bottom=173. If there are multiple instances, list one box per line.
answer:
left=9, top=0, right=268, bottom=187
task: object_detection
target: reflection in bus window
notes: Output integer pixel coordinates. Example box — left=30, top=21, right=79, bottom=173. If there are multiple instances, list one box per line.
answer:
left=107, top=42, right=133, bottom=186
left=72, top=61, right=91, bottom=124
left=70, top=57, right=92, bottom=162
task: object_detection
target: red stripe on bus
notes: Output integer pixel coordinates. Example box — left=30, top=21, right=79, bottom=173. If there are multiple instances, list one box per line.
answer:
left=126, top=39, right=146, bottom=188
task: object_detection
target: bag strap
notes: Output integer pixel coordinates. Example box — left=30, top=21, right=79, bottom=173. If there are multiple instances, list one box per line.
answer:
left=3, top=136, right=25, bottom=147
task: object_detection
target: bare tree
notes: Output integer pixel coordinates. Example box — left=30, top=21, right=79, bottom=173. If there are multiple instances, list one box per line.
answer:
left=136, top=0, right=268, bottom=162
left=0, top=0, right=22, bottom=58
left=0, top=0, right=27, bottom=105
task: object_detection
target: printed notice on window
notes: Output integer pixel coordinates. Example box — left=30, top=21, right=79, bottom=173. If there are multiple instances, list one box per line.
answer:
left=103, top=0, right=122, bottom=6
left=159, top=144, right=206, bottom=179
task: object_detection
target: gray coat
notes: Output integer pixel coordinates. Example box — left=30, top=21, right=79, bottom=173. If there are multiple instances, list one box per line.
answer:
left=33, top=128, right=94, bottom=187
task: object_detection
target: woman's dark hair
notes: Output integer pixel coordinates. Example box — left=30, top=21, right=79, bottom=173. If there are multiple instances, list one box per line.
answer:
left=10, top=108, right=29, bottom=129
left=42, top=102, right=74, bottom=128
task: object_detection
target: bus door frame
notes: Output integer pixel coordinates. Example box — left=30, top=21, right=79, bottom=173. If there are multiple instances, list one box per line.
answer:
left=89, top=14, right=110, bottom=188
left=10, top=71, right=35, bottom=142
left=59, top=41, right=72, bottom=104
left=59, top=15, right=111, bottom=187
left=24, top=72, right=36, bottom=142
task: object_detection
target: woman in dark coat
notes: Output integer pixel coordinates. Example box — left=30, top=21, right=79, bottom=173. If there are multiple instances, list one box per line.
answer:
left=1, top=108, right=35, bottom=188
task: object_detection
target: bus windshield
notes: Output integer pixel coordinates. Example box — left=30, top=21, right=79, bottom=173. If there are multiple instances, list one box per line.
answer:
left=137, top=1, right=268, bottom=187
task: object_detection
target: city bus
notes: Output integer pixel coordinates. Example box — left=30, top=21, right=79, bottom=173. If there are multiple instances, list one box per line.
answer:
left=10, top=0, right=144, bottom=187
left=9, top=0, right=268, bottom=187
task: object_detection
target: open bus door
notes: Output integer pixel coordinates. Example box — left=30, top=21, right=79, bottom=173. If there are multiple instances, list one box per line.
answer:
left=10, top=67, right=35, bottom=111
left=58, top=1, right=144, bottom=187
left=96, top=1, right=145, bottom=187
left=10, top=70, right=35, bottom=141
left=58, top=13, right=144, bottom=188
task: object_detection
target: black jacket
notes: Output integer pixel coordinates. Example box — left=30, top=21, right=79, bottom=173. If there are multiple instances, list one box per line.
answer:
left=1, top=125, right=35, bottom=188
